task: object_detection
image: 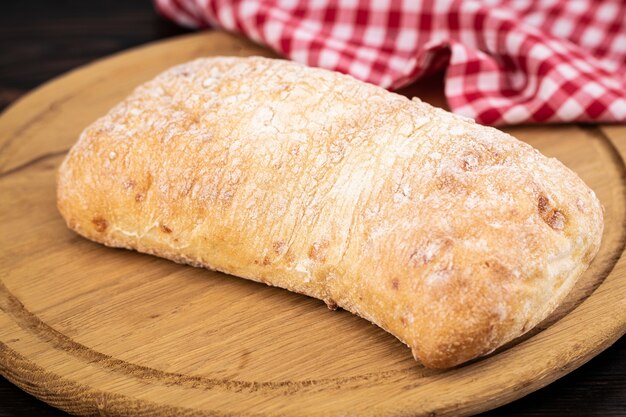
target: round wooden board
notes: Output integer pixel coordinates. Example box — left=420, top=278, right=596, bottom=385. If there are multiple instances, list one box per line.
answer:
left=1, top=31, right=625, bottom=417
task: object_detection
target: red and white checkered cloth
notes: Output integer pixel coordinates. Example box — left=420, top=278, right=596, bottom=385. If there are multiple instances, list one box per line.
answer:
left=155, top=0, right=626, bottom=125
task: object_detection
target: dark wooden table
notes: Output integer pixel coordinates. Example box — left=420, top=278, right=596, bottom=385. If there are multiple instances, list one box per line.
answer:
left=1, top=1, right=624, bottom=416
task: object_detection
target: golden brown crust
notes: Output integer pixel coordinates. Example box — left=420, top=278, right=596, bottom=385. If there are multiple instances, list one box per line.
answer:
left=56, top=57, right=603, bottom=369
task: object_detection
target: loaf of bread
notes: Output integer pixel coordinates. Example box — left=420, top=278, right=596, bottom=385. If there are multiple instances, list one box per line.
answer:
left=57, top=57, right=603, bottom=368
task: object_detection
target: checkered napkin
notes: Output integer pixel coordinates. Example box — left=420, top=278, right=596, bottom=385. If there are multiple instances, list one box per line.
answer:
left=155, top=0, right=626, bottom=125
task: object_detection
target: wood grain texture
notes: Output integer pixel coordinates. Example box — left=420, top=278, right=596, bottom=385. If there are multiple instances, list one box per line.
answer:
left=0, top=31, right=625, bottom=417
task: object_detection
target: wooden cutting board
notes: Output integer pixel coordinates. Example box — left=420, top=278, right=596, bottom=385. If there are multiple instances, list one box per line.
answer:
left=1, top=31, right=625, bottom=417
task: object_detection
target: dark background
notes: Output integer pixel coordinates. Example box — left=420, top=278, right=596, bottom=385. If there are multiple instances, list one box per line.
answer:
left=0, top=1, right=624, bottom=416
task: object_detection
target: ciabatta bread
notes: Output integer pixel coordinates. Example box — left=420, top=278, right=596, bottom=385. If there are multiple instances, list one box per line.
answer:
left=57, top=57, right=603, bottom=368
